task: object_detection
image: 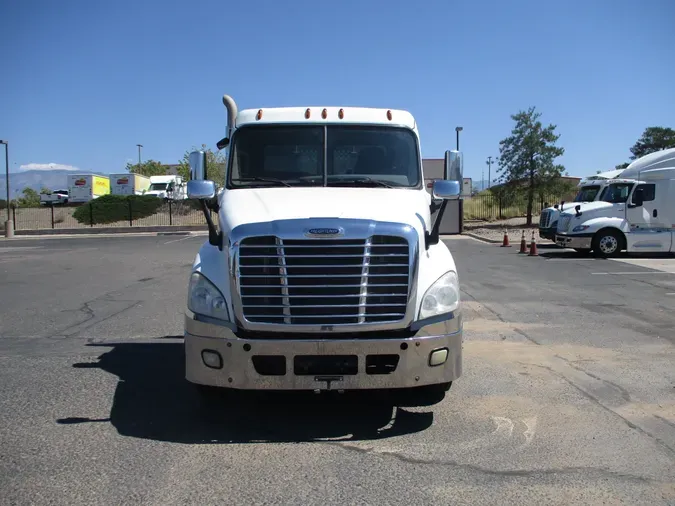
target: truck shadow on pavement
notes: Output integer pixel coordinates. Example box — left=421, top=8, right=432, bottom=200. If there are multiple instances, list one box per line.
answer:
left=58, top=341, right=435, bottom=444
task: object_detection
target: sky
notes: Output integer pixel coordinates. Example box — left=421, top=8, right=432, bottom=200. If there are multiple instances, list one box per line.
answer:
left=1, top=0, right=674, bottom=185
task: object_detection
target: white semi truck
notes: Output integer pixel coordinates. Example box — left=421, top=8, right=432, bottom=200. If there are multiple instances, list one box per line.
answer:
left=146, top=175, right=187, bottom=200
left=538, top=168, right=625, bottom=241
left=556, top=148, right=675, bottom=256
left=183, top=95, right=464, bottom=401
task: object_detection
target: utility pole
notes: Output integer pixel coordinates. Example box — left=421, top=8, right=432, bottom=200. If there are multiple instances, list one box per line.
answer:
left=1, top=140, right=13, bottom=238
left=136, top=144, right=143, bottom=171
left=486, top=156, right=494, bottom=189
left=455, top=126, right=463, bottom=151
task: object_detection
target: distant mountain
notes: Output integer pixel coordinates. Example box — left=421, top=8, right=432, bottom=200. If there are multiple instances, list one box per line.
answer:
left=0, top=169, right=107, bottom=199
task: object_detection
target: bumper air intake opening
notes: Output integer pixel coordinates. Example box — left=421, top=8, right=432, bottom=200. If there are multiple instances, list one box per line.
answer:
left=365, top=354, right=400, bottom=375
left=294, top=355, right=358, bottom=376
left=252, top=355, right=286, bottom=376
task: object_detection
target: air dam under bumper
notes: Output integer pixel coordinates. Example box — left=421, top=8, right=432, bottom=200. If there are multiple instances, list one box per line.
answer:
left=556, top=233, right=592, bottom=249
left=185, top=315, right=462, bottom=391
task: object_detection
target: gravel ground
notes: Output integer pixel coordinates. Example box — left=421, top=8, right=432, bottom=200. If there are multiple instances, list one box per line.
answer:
left=464, top=216, right=544, bottom=243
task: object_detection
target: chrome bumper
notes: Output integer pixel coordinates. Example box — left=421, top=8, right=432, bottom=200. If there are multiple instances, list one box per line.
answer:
left=556, top=234, right=592, bottom=249
left=184, top=314, right=462, bottom=391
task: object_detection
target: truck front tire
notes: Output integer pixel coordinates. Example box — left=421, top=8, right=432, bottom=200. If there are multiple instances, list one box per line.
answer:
left=592, top=229, right=624, bottom=258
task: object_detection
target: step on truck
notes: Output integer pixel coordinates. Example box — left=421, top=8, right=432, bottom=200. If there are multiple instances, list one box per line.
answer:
left=183, top=95, right=464, bottom=401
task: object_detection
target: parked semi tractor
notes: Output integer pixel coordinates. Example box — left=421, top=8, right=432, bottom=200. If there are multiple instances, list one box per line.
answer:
left=556, top=148, right=675, bottom=256
left=110, top=173, right=151, bottom=196
left=539, top=168, right=625, bottom=241
left=146, top=175, right=187, bottom=200
left=67, top=174, right=110, bottom=203
left=183, top=95, right=464, bottom=401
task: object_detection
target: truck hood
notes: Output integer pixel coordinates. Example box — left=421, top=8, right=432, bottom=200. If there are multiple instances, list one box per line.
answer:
left=569, top=201, right=615, bottom=214
left=220, top=187, right=432, bottom=234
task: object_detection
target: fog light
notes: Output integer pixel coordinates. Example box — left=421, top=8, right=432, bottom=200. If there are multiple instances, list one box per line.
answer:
left=429, top=348, right=449, bottom=367
left=202, top=350, right=222, bottom=369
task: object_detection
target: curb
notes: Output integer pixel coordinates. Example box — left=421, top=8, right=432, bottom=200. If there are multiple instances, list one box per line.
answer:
left=1, top=230, right=209, bottom=240
left=462, top=233, right=502, bottom=244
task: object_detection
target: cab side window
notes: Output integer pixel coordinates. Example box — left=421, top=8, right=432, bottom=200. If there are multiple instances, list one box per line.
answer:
left=635, top=183, right=656, bottom=202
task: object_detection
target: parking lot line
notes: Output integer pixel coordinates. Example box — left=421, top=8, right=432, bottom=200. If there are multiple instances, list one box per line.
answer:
left=591, top=271, right=671, bottom=275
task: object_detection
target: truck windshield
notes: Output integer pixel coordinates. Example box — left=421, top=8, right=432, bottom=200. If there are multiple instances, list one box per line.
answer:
left=599, top=183, right=633, bottom=203
left=149, top=183, right=168, bottom=191
left=228, top=125, right=421, bottom=188
left=574, top=185, right=601, bottom=202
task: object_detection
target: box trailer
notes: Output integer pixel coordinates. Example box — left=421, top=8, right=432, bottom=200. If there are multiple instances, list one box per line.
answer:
left=110, top=173, right=151, bottom=196
left=67, top=174, right=110, bottom=203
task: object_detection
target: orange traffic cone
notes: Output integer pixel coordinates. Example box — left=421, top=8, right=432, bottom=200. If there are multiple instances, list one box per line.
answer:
left=519, top=230, right=527, bottom=254
left=528, top=231, right=539, bottom=256
left=501, top=229, right=512, bottom=247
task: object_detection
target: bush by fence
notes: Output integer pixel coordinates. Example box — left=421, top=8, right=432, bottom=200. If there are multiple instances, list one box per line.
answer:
left=73, top=195, right=164, bottom=225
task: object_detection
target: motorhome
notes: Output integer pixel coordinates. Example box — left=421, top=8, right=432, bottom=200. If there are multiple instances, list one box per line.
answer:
left=555, top=148, right=675, bottom=256
left=183, top=95, right=464, bottom=402
left=539, top=168, right=625, bottom=241
left=146, top=175, right=186, bottom=200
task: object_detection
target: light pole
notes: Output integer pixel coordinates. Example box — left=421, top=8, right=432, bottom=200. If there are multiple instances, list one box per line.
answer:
left=455, top=126, right=463, bottom=151
left=0, top=140, right=12, bottom=238
left=486, top=156, right=494, bottom=188
left=136, top=144, right=143, bottom=170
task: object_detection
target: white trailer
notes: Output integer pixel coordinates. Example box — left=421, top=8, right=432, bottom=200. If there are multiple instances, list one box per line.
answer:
left=67, top=174, right=110, bottom=203
left=556, top=148, right=675, bottom=256
left=110, top=173, right=151, bottom=196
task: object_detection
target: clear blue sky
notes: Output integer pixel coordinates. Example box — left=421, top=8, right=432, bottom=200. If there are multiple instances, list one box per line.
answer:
left=1, top=0, right=673, bottom=184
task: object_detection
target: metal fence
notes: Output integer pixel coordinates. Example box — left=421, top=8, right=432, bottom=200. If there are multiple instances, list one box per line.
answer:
left=11, top=201, right=215, bottom=231
left=463, top=194, right=568, bottom=221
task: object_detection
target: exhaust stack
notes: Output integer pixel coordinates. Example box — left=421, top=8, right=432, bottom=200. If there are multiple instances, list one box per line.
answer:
left=222, top=95, right=238, bottom=137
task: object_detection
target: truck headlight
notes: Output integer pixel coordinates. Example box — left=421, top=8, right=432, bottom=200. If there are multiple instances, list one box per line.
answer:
left=419, top=271, right=460, bottom=320
left=572, top=225, right=590, bottom=232
left=188, top=272, right=229, bottom=321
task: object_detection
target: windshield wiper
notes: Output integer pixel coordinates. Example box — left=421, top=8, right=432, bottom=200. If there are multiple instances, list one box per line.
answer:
left=327, top=177, right=395, bottom=188
left=231, top=177, right=293, bottom=187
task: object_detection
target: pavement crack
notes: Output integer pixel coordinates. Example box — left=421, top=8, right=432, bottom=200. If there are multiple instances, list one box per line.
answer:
left=512, top=327, right=541, bottom=345
left=522, top=362, right=675, bottom=459
left=326, top=441, right=656, bottom=482
left=554, top=354, right=631, bottom=402
left=461, top=287, right=508, bottom=323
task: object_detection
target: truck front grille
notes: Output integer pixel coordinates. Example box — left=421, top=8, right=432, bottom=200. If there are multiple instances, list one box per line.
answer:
left=237, top=236, right=410, bottom=326
left=539, top=210, right=551, bottom=228
left=557, top=215, right=572, bottom=233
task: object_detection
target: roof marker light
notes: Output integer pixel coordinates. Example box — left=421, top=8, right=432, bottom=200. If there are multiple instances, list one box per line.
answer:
left=338, top=108, right=344, bottom=119
left=321, top=108, right=327, bottom=119
left=386, top=110, right=392, bottom=121
left=256, top=109, right=263, bottom=120
left=305, top=108, right=311, bottom=119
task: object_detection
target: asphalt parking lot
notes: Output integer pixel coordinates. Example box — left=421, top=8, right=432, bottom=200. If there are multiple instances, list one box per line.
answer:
left=1, top=234, right=674, bottom=505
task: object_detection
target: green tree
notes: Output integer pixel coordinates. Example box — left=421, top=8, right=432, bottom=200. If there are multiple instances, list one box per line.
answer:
left=629, top=127, right=675, bottom=160
left=496, top=107, right=565, bottom=226
left=127, top=159, right=167, bottom=177
left=615, top=162, right=630, bottom=170
left=39, top=187, right=52, bottom=195
left=177, top=144, right=226, bottom=187
left=17, top=187, right=41, bottom=207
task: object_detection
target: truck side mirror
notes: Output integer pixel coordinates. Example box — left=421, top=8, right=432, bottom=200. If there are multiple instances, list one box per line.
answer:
left=443, top=150, right=463, bottom=182
left=432, top=180, right=461, bottom=200
left=189, top=150, right=207, bottom=181
left=632, top=188, right=644, bottom=207
left=187, top=180, right=216, bottom=200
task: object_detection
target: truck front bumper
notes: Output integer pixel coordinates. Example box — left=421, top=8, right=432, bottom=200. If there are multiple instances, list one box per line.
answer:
left=555, top=233, right=592, bottom=250
left=184, top=314, right=462, bottom=391
left=539, top=227, right=557, bottom=241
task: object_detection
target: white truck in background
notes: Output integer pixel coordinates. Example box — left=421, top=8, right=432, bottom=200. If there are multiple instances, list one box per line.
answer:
left=67, top=174, right=111, bottom=203
left=39, top=189, right=69, bottom=205
left=556, top=148, right=675, bottom=256
left=145, top=175, right=187, bottom=200
left=110, top=173, right=151, bottom=196
left=538, top=168, right=626, bottom=241
left=182, top=94, right=464, bottom=403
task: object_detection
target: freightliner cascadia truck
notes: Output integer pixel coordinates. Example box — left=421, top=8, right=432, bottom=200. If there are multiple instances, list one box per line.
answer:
left=183, top=94, right=464, bottom=402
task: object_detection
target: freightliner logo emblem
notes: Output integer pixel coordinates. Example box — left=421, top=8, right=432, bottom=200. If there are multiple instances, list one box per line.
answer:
left=304, top=227, right=344, bottom=238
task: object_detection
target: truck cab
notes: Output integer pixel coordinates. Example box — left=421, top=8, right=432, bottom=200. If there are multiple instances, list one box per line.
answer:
left=538, top=169, right=624, bottom=241
left=183, top=95, right=464, bottom=401
left=555, top=148, right=675, bottom=256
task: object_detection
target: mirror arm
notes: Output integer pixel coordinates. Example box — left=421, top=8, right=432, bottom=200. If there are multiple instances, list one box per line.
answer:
left=425, top=199, right=448, bottom=250
left=200, top=199, right=223, bottom=250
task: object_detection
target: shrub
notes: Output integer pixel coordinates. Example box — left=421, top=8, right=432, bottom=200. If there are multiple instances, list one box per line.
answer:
left=73, top=195, right=163, bottom=225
